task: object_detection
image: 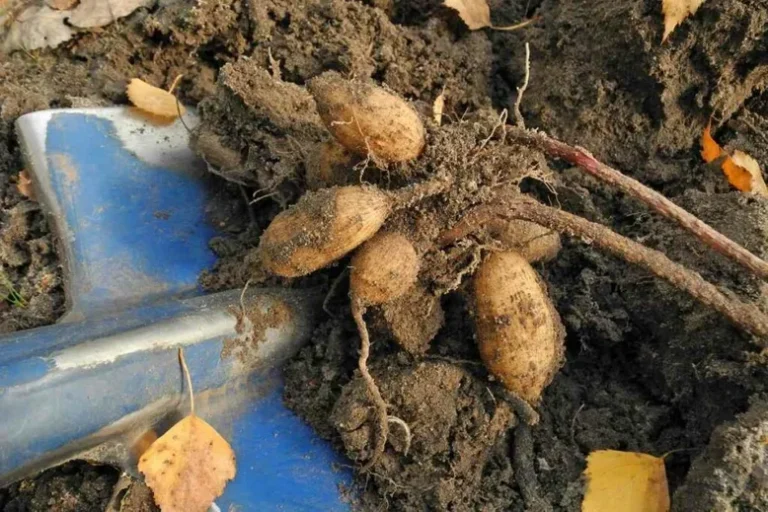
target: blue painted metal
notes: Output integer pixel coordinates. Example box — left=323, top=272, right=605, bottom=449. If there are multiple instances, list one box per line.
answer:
left=0, top=108, right=353, bottom=510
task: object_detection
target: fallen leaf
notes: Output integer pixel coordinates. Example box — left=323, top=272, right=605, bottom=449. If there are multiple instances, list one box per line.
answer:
left=433, top=90, right=446, bottom=126
left=700, top=122, right=722, bottom=163
left=2, top=0, right=150, bottom=53
left=138, top=349, right=236, bottom=512
left=68, top=0, right=153, bottom=29
left=443, top=0, right=537, bottom=31
left=582, top=450, right=670, bottom=512
left=700, top=122, right=768, bottom=197
left=45, top=0, right=79, bottom=10
left=127, top=78, right=186, bottom=119
left=662, top=0, right=707, bottom=42
left=16, top=170, right=35, bottom=200
left=1, top=5, right=73, bottom=52
left=731, top=150, right=768, bottom=197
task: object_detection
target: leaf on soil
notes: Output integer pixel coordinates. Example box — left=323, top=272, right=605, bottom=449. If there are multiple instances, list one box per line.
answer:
left=138, top=416, right=236, bottom=512
left=68, top=0, right=153, bottom=29
left=16, top=170, right=35, bottom=200
left=127, top=78, right=186, bottom=120
left=138, top=349, right=236, bottom=512
left=661, top=0, right=707, bottom=42
left=443, top=0, right=537, bottom=31
left=582, top=450, right=670, bottom=512
left=45, top=0, right=79, bottom=10
left=700, top=123, right=768, bottom=197
left=2, top=0, right=150, bottom=53
left=433, top=90, right=446, bottom=126
left=1, top=5, right=73, bottom=52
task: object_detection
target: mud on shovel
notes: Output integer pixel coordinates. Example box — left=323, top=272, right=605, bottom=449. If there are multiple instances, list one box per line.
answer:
left=0, top=107, right=352, bottom=510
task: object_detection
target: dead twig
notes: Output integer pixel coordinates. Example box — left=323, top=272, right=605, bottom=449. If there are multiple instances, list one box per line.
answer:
left=506, top=127, right=768, bottom=280
left=440, top=198, right=768, bottom=342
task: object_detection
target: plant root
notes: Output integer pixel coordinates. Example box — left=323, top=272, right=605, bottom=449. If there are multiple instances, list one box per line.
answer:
left=387, top=416, right=413, bottom=456
left=351, top=298, right=390, bottom=471
left=498, top=387, right=540, bottom=426
left=513, top=423, right=553, bottom=512
left=440, top=198, right=768, bottom=342
left=506, top=127, right=768, bottom=280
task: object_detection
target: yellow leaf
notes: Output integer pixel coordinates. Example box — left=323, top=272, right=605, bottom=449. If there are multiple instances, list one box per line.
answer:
left=138, top=349, right=236, bottom=512
left=138, top=415, right=236, bottom=512
left=700, top=123, right=768, bottom=197
left=444, top=0, right=491, bottom=30
left=16, top=170, right=35, bottom=200
left=126, top=78, right=186, bottom=119
left=433, top=90, right=445, bottom=126
left=700, top=122, right=722, bottom=163
left=443, top=0, right=538, bottom=31
left=582, top=450, right=670, bottom=512
left=730, top=150, right=768, bottom=198
left=662, top=0, right=706, bottom=42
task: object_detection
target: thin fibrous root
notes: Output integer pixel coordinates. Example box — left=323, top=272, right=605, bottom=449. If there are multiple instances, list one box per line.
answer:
left=351, top=298, right=390, bottom=471
left=439, top=198, right=768, bottom=343
left=387, top=416, right=413, bottom=456
left=506, top=127, right=768, bottom=280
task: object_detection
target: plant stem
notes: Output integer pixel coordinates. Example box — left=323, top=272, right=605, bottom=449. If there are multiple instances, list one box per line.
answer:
left=440, top=199, right=768, bottom=343
left=506, top=127, right=768, bottom=280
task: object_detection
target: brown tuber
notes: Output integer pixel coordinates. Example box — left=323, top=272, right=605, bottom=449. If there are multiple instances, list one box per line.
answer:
left=306, top=140, right=361, bottom=190
left=308, top=71, right=426, bottom=163
left=473, top=251, right=565, bottom=403
left=259, top=186, right=391, bottom=277
left=350, top=232, right=420, bottom=306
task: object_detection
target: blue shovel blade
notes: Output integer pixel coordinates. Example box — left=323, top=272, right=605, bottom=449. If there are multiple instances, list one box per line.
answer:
left=0, top=108, right=353, bottom=510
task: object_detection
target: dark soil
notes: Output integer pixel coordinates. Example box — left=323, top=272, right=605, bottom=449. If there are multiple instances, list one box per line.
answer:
left=0, top=461, right=118, bottom=512
left=2, top=0, right=768, bottom=511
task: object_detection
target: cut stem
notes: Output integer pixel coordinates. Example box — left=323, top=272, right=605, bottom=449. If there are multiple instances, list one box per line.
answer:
left=350, top=298, right=390, bottom=470
left=179, top=348, right=195, bottom=416
left=506, top=127, right=768, bottom=280
left=440, top=198, right=768, bottom=342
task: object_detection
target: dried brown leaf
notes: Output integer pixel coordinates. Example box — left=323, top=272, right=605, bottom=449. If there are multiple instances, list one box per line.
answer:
left=68, top=0, right=152, bottom=28
left=2, top=5, right=73, bottom=52
left=443, top=0, right=537, bottom=31
left=16, top=170, right=35, bottom=200
left=433, top=90, right=445, bottom=126
left=662, top=0, right=707, bottom=41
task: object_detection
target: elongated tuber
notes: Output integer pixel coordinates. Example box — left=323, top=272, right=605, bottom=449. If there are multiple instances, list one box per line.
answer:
left=473, top=251, right=565, bottom=403
left=308, top=71, right=426, bottom=163
left=259, top=186, right=391, bottom=277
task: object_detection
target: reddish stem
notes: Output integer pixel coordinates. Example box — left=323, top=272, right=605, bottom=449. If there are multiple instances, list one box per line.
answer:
left=440, top=199, right=768, bottom=343
left=506, top=128, right=768, bottom=280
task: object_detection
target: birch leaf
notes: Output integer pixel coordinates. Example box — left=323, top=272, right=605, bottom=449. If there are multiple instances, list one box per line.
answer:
left=443, top=0, right=537, bottom=31
left=1, top=5, right=73, bottom=52
left=127, top=78, right=186, bottom=119
left=582, top=450, right=670, bottom=512
left=138, top=349, right=236, bottom=512
left=662, top=0, right=707, bottom=41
